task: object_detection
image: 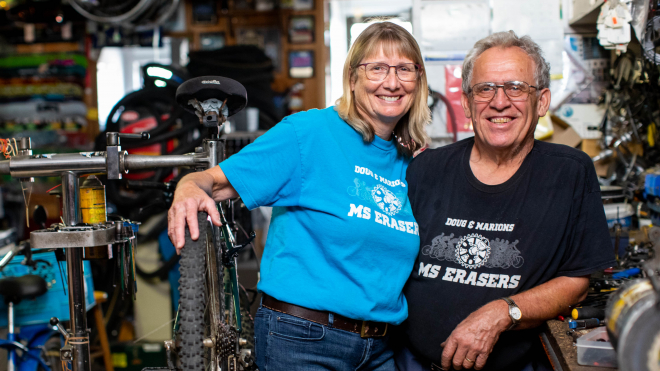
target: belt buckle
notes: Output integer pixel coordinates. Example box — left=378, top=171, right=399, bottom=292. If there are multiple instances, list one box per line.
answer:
left=359, top=321, right=387, bottom=338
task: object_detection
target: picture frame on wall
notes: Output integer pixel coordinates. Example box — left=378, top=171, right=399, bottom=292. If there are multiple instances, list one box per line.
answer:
left=191, top=0, right=217, bottom=24
left=293, top=0, right=313, bottom=10
left=288, top=16, right=314, bottom=44
left=289, top=50, right=314, bottom=78
left=200, top=32, right=225, bottom=50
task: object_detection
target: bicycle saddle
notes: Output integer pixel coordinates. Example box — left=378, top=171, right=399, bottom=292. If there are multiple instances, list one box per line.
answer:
left=176, top=76, right=247, bottom=118
left=0, top=275, right=48, bottom=305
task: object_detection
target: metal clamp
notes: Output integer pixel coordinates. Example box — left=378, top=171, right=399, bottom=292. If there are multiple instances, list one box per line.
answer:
left=30, top=223, right=118, bottom=249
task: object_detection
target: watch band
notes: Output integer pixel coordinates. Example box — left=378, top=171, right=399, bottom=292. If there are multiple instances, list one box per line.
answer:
left=502, top=296, right=521, bottom=330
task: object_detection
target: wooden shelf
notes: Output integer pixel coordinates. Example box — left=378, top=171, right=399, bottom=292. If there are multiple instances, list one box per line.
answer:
left=14, top=42, right=83, bottom=54
left=569, top=0, right=604, bottom=26
left=184, top=0, right=326, bottom=111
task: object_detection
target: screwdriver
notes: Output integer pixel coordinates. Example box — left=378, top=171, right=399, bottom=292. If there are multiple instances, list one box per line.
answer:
left=568, top=318, right=602, bottom=330
left=572, top=306, right=605, bottom=320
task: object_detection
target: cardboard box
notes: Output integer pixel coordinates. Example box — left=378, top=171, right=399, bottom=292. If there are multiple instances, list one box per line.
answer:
left=543, top=114, right=582, bottom=148
left=543, top=114, right=613, bottom=177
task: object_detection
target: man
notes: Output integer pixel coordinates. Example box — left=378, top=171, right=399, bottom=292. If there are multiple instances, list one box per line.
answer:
left=400, top=31, right=615, bottom=371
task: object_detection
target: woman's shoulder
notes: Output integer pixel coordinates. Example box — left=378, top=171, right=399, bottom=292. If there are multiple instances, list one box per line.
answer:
left=275, top=107, right=351, bottom=141
left=280, top=107, right=339, bottom=127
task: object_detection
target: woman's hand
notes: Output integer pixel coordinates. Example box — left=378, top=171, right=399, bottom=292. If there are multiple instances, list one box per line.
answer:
left=167, top=167, right=237, bottom=253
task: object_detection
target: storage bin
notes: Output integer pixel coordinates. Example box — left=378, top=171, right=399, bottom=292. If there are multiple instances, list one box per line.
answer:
left=576, top=327, right=617, bottom=368
left=603, top=203, right=633, bottom=229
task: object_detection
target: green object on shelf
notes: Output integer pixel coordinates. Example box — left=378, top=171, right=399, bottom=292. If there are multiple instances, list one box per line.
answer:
left=110, top=342, right=168, bottom=370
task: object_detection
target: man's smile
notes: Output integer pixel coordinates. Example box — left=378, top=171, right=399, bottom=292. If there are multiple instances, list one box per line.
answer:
left=488, top=117, right=513, bottom=123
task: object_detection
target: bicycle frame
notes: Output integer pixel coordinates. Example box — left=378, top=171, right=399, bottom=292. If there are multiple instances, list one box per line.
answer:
left=219, top=204, right=243, bottom=333
left=165, top=146, right=252, bottom=370
left=0, top=317, right=60, bottom=371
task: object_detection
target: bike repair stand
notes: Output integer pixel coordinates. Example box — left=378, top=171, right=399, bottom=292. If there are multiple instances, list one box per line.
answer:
left=16, top=135, right=142, bottom=371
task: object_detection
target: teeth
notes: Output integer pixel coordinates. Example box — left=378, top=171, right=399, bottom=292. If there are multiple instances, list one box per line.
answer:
left=379, top=96, right=400, bottom=102
left=490, top=118, right=512, bottom=123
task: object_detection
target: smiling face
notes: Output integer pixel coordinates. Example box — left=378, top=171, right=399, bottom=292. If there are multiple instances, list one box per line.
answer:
left=460, top=46, right=550, bottom=154
left=351, top=46, right=419, bottom=136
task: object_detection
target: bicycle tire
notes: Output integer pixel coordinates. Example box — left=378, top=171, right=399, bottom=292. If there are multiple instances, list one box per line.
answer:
left=37, top=334, right=63, bottom=371
left=179, top=212, right=228, bottom=371
left=179, top=212, right=209, bottom=370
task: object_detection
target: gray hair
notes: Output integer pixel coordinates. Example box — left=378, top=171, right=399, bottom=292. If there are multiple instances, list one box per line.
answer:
left=461, top=31, right=550, bottom=93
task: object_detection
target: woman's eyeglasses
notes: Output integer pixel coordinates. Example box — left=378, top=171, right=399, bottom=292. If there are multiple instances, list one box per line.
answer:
left=357, top=63, right=422, bottom=82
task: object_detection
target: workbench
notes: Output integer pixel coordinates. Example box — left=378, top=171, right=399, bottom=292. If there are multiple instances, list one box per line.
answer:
left=541, top=320, right=617, bottom=371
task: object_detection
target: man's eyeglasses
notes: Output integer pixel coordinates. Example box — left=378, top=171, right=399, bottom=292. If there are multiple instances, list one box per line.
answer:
left=357, top=63, right=422, bottom=82
left=468, top=81, right=538, bottom=102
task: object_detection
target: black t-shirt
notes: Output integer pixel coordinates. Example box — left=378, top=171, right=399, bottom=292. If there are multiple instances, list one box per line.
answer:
left=403, top=138, right=616, bottom=371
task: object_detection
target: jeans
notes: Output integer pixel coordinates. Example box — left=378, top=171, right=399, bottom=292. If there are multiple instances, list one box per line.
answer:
left=254, top=305, right=396, bottom=371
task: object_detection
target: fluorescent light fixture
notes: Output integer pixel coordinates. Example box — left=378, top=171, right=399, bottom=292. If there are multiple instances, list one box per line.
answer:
left=147, top=66, right=173, bottom=80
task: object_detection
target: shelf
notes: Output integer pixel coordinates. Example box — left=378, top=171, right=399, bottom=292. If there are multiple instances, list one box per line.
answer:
left=14, top=42, right=83, bottom=54
left=183, top=0, right=326, bottom=110
left=569, top=0, right=604, bottom=26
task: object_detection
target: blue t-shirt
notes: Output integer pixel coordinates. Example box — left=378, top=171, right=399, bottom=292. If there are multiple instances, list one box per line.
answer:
left=220, top=107, right=419, bottom=324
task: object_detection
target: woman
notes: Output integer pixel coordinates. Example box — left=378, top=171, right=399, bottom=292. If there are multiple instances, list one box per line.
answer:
left=168, top=21, right=430, bottom=371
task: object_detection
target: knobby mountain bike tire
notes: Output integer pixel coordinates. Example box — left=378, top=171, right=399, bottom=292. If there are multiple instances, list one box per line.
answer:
left=179, top=211, right=226, bottom=370
left=179, top=211, right=257, bottom=371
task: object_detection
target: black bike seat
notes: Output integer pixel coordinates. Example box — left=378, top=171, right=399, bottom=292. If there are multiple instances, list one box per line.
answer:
left=0, top=274, right=48, bottom=304
left=176, top=76, right=248, bottom=117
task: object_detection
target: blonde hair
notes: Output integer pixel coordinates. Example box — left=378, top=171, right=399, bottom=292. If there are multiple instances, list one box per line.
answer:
left=335, top=21, right=430, bottom=157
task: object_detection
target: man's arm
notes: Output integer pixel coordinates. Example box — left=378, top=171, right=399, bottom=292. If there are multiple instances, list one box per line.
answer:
left=440, top=275, right=589, bottom=370
left=167, top=166, right=239, bottom=252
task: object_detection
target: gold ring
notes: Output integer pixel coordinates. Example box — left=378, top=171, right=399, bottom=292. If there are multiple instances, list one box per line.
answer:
left=465, top=357, right=474, bottom=363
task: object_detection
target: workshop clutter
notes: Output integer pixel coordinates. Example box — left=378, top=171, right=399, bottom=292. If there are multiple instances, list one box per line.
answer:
left=0, top=52, right=89, bottom=150
left=576, top=327, right=618, bottom=368
left=0, top=251, right=95, bottom=327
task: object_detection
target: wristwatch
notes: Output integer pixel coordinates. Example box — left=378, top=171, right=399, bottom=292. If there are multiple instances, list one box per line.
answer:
left=501, top=297, right=522, bottom=330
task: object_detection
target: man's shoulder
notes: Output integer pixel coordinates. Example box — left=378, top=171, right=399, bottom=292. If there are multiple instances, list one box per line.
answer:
left=412, top=137, right=472, bottom=167
left=531, top=141, right=594, bottom=171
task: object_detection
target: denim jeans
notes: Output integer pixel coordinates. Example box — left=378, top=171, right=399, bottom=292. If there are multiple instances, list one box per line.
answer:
left=255, top=305, right=396, bottom=371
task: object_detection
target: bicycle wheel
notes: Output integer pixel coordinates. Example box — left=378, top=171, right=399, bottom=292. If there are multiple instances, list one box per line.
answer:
left=37, top=334, right=63, bottom=371
left=179, top=211, right=227, bottom=370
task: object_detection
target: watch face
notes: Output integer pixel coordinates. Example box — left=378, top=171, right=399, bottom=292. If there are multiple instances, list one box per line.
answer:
left=511, top=307, right=522, bottom=320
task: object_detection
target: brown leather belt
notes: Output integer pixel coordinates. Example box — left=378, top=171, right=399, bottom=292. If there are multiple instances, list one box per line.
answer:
left=262, top=295, right=388, bottom=338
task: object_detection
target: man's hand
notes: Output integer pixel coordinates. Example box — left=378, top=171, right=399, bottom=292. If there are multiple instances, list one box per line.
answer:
left=440, top=300, right=510, bottom=370
left=168, top=180, right=222, bottom=253
left=439, top=275, right=589, bottom=370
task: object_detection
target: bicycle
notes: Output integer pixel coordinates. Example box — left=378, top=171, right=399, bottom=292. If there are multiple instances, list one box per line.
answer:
left=0, top=236, right=64, bottom=371
left=164, top=76, right=257, bottom=371
left=0, top=75, right=257, bottom=371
